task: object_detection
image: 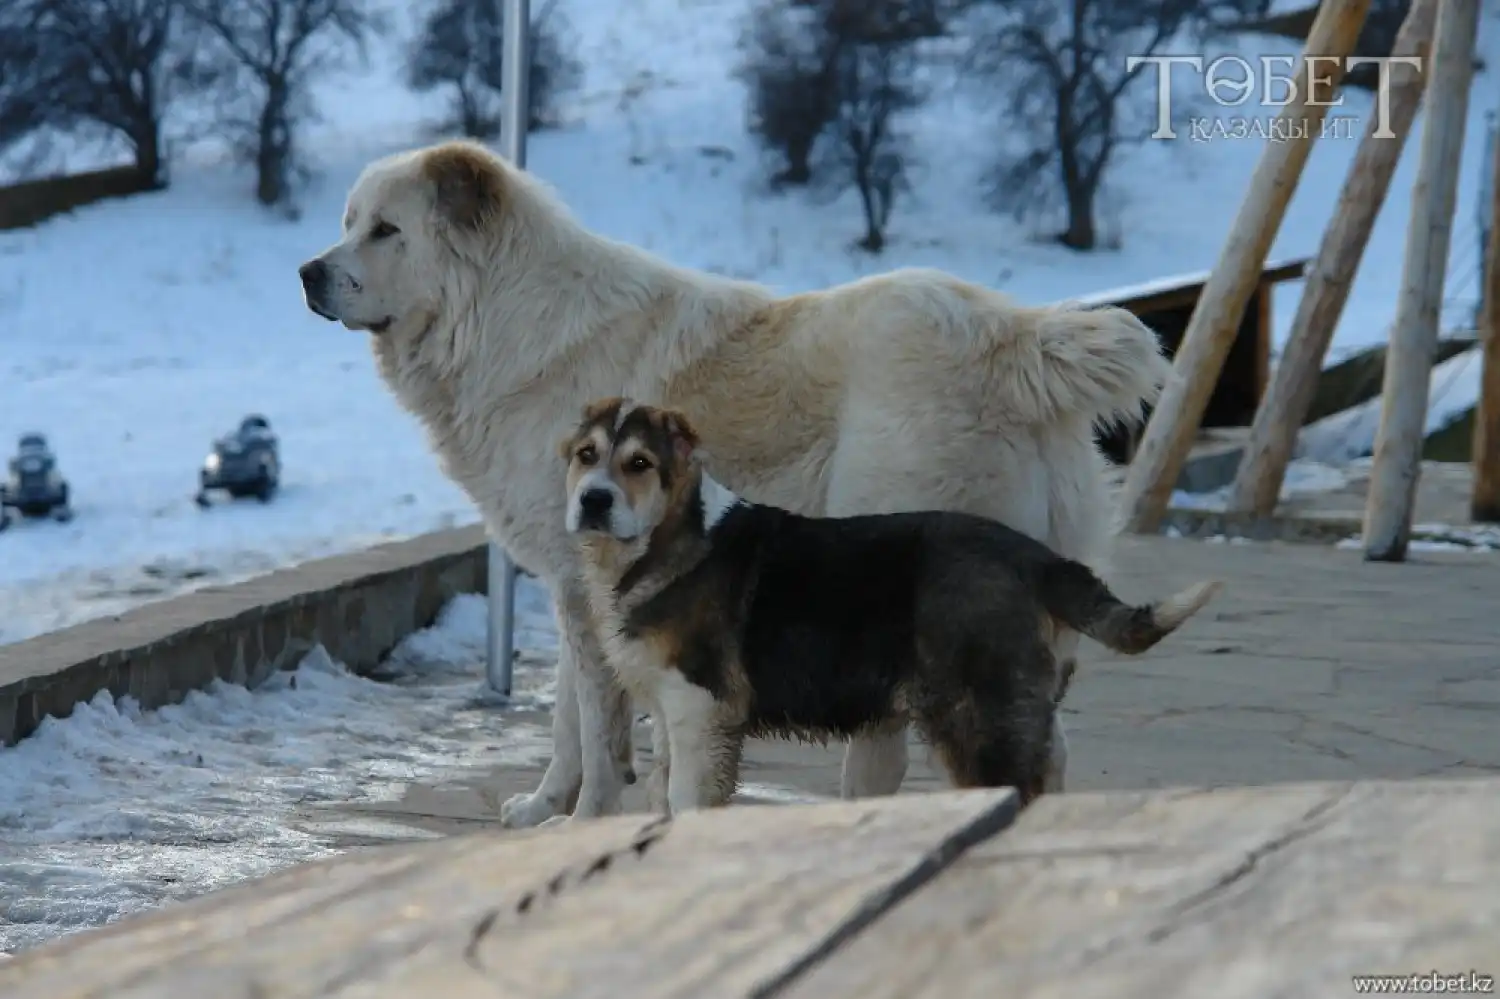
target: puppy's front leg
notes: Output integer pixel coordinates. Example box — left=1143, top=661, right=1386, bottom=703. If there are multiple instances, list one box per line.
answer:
left=658, top=674, right=721, bottom=816
left=646, top=706, right=672, bottom=815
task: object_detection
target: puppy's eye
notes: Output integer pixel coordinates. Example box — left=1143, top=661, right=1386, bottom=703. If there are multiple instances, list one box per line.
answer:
left=370, top=221, right=399, bottom=240
left=625, top=455, right=652, bottom=473
left=575, top=445, right=597, bottom=465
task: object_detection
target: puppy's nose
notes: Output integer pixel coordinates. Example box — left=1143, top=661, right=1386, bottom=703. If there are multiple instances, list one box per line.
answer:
left=579, top=489, right=614, bottom=518
left=299, top=259, right=328, bottom=294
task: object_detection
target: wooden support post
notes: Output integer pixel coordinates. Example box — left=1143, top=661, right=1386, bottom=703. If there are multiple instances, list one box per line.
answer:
left=1363, top=0, right=1481, bottom=561
left=1118, top=0, right=1372, bottom=534
left=1226, top=0, right=1439, bottom=518
left=1472, top=117, right=1500, bottom=522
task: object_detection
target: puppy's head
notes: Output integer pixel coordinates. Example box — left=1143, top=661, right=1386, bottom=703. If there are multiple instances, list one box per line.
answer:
left=561, top=399, right=702, bottom=545
left=298, top=141, right=509, bottom=336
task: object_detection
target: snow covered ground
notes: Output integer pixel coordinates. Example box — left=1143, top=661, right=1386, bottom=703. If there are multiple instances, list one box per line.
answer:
left=1299, top=347, right=1488, bottom=464
left=0, top=589, right=557, bottom=955
left=2, top=2, right=1497, bottom=630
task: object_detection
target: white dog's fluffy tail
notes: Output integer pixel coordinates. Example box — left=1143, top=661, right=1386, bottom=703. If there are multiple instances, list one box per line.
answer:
left=992, top=302, right=1171, bottom=430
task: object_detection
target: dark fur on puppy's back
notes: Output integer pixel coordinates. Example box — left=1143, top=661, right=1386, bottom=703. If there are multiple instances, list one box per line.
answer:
left=568, top=402, right=1222, bottom=808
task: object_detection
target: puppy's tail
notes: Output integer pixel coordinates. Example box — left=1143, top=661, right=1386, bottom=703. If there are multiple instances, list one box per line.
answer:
left=1037, top=559, right=1222, bottom=655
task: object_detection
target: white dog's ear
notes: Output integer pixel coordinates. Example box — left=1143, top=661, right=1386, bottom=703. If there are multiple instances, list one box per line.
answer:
left=423, top=141, right=505, bottom=231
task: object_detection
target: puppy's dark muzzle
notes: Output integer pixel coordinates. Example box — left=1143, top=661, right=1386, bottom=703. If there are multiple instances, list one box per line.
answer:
left=299, top=259, right=336, bottom=321
left=577, top=488, right=615, bottom=530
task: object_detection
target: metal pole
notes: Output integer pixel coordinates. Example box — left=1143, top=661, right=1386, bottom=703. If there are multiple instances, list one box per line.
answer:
left=1480, top=112, right=1496, bottom=332
left=485, top=0, right=531, bottom=698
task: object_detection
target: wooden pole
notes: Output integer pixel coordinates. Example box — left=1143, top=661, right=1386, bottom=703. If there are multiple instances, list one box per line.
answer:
left=1362, top=0, right=1481, bottom=561
left=1472, top=116, right=1500, bottom=522
left=1117, top=0, right=1372, bottom=534
left=1226, top=0, right=1438, bottom=518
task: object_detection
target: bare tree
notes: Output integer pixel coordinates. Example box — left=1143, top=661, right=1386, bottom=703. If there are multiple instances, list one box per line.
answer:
left=740, top=0, right=940, bottom=250
left=183, top=0, right=382, bottom=210
left=740, top=0, right=955, bottom=192
left=0, top=0, right=211, bottom=183
left=967, top=0, right=1259, bottom=251
left=407, top=0, right=580, bottom=140
left=817, top=37, right=922, bottom=252
left=737, top=0, right=839, bottom=186
left=0, top=13, right=48, bottom=150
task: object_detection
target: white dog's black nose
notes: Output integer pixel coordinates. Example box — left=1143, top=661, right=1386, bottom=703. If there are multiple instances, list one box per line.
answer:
left=299, top=259, right=328, bottom=297
left=579, top=489, right=614, bottom=521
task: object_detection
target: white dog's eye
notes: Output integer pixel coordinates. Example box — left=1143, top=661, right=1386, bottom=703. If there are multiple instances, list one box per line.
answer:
left=626, top=455, right=652, bottom=473
left=370, top=220, right=399, bottom=240
left=575, top=445, right=598, bottom=465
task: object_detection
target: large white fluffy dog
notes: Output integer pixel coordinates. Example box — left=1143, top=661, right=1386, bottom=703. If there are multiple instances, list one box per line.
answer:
left=299, top=140, right=1169, bottom=827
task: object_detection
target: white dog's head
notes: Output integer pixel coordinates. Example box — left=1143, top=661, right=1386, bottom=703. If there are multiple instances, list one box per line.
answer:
left=298, top=141, right=510, bottom=336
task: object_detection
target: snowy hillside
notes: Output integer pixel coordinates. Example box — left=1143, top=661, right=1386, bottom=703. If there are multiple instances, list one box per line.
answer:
left=2, top=0, right=1498, bottom=642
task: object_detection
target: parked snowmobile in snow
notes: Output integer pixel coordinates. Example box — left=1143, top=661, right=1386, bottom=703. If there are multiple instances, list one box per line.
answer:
left=0, top=433, right=74, bottom=531
left=195, top=415, right=280, bottom=508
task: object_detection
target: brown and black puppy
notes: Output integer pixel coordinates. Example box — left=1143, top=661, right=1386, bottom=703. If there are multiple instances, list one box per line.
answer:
left=562, top=399, right=1223, bottom=815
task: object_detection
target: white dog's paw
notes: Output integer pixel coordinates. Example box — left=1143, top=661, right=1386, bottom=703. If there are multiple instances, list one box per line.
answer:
left=499, top=792, right=562, bottom=829
left=538, top=814, right=572, bottom=830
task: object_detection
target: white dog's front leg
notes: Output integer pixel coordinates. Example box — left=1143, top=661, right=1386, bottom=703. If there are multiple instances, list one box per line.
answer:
left=556, top=585, right=631, bottom=822
left=570, top=656, right=630, bottom=820
left=500, top=626, right=582, bottom=829
left=842, top=726, right=909, bottom=798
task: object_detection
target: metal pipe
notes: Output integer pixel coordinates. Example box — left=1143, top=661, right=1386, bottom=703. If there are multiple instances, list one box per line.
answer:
left=484, top=0, right=531, bottom=698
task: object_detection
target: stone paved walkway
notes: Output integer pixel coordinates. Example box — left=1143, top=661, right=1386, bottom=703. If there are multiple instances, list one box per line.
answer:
left=296, top=536, right=1500, bottom=846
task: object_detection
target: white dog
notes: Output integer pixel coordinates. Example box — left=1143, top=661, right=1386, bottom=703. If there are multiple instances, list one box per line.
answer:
left=299, top=140, right=1168, bottom=827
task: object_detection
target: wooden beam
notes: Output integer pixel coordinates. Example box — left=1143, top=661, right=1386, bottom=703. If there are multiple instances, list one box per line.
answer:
left=5, top=780, right=1500, bottom=997
left=1472, top=115, right=1500, bottom=522
left=1117, top=0, right=1372, bottom=534
left=1363, top=0, right=1482, bottom=561
left=1255, top=284, right=1273, bottom=405
left=775, top=780, right=1500, bottom=999
left=1227, top=0, right=1439, bottom=518
left=0, top=792, right=1019, bottom=999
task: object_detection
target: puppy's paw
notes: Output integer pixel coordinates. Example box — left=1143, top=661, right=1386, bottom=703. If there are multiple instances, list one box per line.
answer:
left=538, top=814, right=572, bottom=830
left=500, top=792, right=562, bottom=829
left=646, top=767, right=670, bottom=815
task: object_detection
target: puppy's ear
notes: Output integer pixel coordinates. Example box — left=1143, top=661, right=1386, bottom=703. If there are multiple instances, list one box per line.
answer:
left=423, top=142, right=505, bottom=232
left=662, top=409, right=701, bottom=462
left=582, top=396, right=627, bottom=428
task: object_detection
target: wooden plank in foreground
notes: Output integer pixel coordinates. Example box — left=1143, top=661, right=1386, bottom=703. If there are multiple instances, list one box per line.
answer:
left=0, top=790, right=1019, bottom=999
left=777, top=779, right=1500, bottom=999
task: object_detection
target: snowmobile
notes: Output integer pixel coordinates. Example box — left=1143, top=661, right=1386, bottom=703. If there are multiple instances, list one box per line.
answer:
left=195, top=414, right=280, bottom=507
left=0, top=432, right=74, bottom=531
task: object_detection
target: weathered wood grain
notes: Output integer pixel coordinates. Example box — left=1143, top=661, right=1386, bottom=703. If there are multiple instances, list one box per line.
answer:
left=1227, top=0, right=1437, bottom=518
left=0, top=790, right=1018, bottom=999
left=775, top=778, right=1500, bottom=999
left=1363, top=0, right=1483, bottom=560
left=1117, top=0, right=1372, bottom=532
left=0, top=813, right=666, bottom=999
